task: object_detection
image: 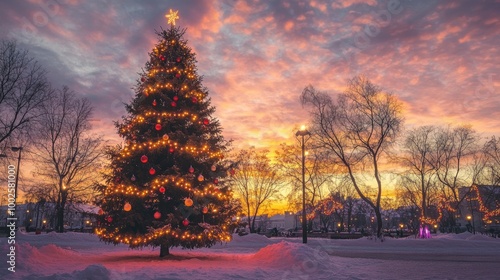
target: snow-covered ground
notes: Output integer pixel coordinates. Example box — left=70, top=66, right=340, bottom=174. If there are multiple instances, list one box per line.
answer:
left=2, top=231, right=500, bottom=279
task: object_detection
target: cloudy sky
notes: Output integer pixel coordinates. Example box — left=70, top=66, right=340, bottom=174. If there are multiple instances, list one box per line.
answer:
left=1, top=0, right=499, bottom=152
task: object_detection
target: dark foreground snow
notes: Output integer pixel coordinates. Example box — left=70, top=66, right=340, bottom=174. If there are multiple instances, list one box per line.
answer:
left=1, top=231, right=500, bottom=279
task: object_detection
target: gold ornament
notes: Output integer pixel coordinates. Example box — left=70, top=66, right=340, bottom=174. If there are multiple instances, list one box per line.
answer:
left=124, top=202, right=132, bottom=211
left=185, top=198, right=193, bottom=207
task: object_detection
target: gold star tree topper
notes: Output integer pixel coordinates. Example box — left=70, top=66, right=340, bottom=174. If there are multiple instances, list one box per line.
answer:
left=166, top=9, right=179, bottom=26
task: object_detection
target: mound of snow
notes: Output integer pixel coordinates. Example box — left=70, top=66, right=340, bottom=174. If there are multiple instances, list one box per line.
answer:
left=251, top=241, right=330, bottom=272
left=434, top=232, right=500, bottom=241
left=231, top=233, right=273, bottom=244
left=23, top=264, right=110, bottom=280
left=11, top=243, right=83, bottom=275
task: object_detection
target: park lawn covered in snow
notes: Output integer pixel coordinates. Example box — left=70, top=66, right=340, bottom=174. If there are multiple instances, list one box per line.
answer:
left=1, top=231, right=500, bottom=279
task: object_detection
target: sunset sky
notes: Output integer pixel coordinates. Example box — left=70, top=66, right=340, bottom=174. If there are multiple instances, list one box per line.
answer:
left=1, top=0, right=499, bottom=154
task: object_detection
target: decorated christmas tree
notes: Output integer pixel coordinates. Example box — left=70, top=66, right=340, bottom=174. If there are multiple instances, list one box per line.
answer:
left=96, top=10, right=239, bottom=257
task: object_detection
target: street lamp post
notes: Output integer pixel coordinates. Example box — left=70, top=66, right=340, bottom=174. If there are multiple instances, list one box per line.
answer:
left=11, top=147, right=23, bottom=205
left=1, top=147, right=22, bottom=228
left=296, top=125, right=311, bottom=244
left=0, top=147, right=22, bottom=204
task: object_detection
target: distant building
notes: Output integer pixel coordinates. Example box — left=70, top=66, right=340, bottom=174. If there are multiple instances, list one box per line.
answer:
left=268, top=212, right=297, bottom=230
left=0, top=202, right=99, bottom=231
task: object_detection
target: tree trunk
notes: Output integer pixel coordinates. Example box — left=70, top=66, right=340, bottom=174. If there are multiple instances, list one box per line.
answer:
left=57, top=191, right=67, bottom=233
left=160, top=243, right=170, bottom=257
left=375, top=209, right=383, bottom=238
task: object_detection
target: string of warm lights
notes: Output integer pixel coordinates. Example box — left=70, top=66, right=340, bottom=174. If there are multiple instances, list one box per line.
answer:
left=470, top=184, right=500, bottom=223
left=107, top=178, right=232, bottom=200
left=95, top=224, right=232, bottom=247
left=96, top=10, right=236, bottom=252
left=307, top=196, right=343, bottom=220
left=419, top=196, right=455, bottom=226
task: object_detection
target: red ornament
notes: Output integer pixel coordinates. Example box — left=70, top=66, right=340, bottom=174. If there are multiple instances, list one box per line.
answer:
left=203, top=118, right=209, bottom=125
left=140, top=155, right=148, bottom=163
left=159, top=186, right=166, bottom=194
left=160, top=55, right=165, bottom=61
left=173, top=95, right=179, bottom=101
left=169, top=147, right=175, bottom=153
left=191, top=97, right=198, bottom=103
left=154, top=211, right=161, bottom=219
left=106, top=216, right=113, bottom=223
left=98, top=209, right=104, bottom=215
left=214, top=178, right=219, bottom=185
left=149, top=167, right=156, bottom=175
left=189, top=165, right=194, bottom=173
left=141, top=77, right=145, bottom=82
left=176, top=57, right=181, bottom=62
left=202, top=207, right=208, bottom=214
left=155, top=123, right=162, bottom=131
left=182, top=219, right=189, bottom=226
left=175, top=73, right=181, bottom=78
left=230, top=168, right=236, bottom=176
left=171, top=101, right=177, bottom=107
left=152, top=99, right=157, bottom=106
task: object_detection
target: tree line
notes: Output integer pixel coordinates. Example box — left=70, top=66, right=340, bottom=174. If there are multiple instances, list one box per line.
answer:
left=0, top=40, right=103, bottom=232
left=231, top=76, right=500, bottom=238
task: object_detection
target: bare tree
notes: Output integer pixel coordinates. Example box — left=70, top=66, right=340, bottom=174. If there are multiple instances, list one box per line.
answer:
left=232, top=147, right=284, bottom=232
left=483, top=136, right=500, bottom=185
left=31, top=86, right=103, bottom=233
left=430, top=125, right=480, bottom=211
left=397, top=126, right=440, bottom=226
left=275, top=142, right=332, bottom=213
left=301, top=76, right=403, bottom=238
left=0, top=40, right=51, bottom=147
